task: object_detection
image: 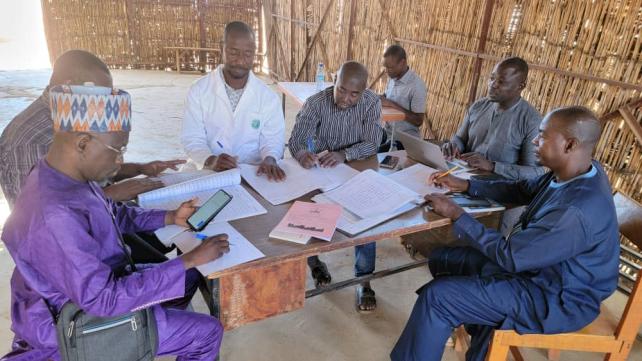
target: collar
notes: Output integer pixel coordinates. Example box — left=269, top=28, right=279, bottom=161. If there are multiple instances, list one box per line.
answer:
left=395, top=68, right=413, bottom=84
left=494, top=97, right=523, bottom=114
left=216, top=65, right=250, bottom=92
left=549, top=164, right=597, bottom=188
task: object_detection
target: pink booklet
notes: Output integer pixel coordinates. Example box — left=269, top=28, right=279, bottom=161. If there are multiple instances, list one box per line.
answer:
left=269, top=201, right=342, bottom=244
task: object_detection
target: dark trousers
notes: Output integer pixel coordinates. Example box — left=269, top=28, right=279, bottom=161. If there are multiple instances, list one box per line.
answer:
left=390, top=247, right=540, bottom=361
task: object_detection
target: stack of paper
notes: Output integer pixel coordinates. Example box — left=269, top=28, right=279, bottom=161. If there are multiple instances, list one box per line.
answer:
left=387, top=163, right=450, bottom=196
left=137, top=169, right=267, bottom=244
left=312, top=169, right=424, bottom=236
left=269, top=201, right=342, bottom=244
left=240, top=158, right=359, bottom=205
left=171, top=222, right=264, bottom=276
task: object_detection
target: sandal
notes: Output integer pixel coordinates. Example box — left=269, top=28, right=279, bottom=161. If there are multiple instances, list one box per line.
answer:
left=356, top=285, right=377, bottom=313
left=310, top=261, right=332, bottom=289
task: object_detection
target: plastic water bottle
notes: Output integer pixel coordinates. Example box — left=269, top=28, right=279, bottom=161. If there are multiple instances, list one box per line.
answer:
left=315, top=63, right=325, bottom=91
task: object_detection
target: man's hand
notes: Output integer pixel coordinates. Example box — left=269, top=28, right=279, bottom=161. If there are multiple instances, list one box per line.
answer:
left=380, top=97, right=395, bottom=108
left=181, top=234, right=230, bottom=269
left=138, top=159, right=186, bottom=177
left=424, top=194, right=465, bottom=220
left=256, top=156, right=286, bottom=182
left=319, top=151, right=346, bottom=168
left=295, top=150, right=318, bottom=169
left=461, top=152, right=494, bottom=172
left=103, top=178, right=163, bottom=202
left=428, top=172, right=470, bottom=192
left=165, top=198, right=198, bottom=227
left=203, top=153, right=237, bottom=171
left=441, top=141, right=461, bottom=160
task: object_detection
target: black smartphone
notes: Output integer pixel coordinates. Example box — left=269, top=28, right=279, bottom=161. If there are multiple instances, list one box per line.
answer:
left=380, top=155, right=399, bottom=169
left=187, top=190, right=233, bottom=231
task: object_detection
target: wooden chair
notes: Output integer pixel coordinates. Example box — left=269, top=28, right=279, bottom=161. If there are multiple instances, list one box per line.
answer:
left=486, top=192, right=642, bottom=361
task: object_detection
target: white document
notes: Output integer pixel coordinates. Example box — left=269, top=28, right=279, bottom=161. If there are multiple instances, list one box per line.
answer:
left=388, top=164, right=449, bottom=196
left=322, top=169, right=422, bottom=219
left=156, top=169, right=215, bottom=186
left=172, top=222, right=265, bottom=276
left=138, top=168, right=241, bottom=208
left=313, top=193, right=416, bottom=237
left=152, top=185, right=267, bottom=245
left=240, top=158, right=359, bottom=205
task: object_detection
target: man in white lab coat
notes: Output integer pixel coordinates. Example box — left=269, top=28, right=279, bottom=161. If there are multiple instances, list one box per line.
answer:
left=182, top=21, right=286, bottom=181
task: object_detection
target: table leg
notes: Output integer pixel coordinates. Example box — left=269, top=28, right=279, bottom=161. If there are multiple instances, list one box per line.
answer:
left=281, top=92, right=286, bottom=116
left=175, top=49, right=180, bottom=73
left=388, top=122, right=396, bottom=152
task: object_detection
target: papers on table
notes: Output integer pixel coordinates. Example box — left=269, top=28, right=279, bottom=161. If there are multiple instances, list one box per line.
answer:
left=172, top=222, right=264, bottom=276
left=240, top=158, right=359, bottom=205
left=323, top=169, right=423, bottom=219
left=140, top=168, right=267, bottom=244
left=269, top=201, right=342, bottom=244
left=387, top=163, right=449, bottom=196
left=139, top=169, right=241, bottom=208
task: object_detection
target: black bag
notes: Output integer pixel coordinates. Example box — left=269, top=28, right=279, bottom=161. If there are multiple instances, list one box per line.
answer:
left=49, top=186, right=159, bottom=361
left=54, top=303, right=158, bottom=361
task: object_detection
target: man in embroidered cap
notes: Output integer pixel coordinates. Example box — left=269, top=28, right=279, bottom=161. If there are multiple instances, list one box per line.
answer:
left=1, top=85, right=227, bottom=361
left=0, top=49, right=185, bottom=208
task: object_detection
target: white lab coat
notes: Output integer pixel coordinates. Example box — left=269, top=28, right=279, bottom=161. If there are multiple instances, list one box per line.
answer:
left=181, top=65, right=285, bottom=167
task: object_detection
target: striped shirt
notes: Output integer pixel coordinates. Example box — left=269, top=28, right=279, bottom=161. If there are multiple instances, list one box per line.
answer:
left=288, top=87, right=383, bottom=161
left=0, top=88, right=53, bottom=208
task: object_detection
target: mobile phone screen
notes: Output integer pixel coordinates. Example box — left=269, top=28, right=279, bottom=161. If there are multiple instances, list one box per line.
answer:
left=187, top=190, right=233, bottom=231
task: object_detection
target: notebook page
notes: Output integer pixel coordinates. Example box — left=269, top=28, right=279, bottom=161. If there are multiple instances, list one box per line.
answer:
left=172, top=222, right=264, bottom=276
left=388, top=164, right=449, bottom=196
left=138, top=168, right=240, bottom=207
left=157, top=169, right=215, bottom=187
left=322, top=169, right=421, bottom=219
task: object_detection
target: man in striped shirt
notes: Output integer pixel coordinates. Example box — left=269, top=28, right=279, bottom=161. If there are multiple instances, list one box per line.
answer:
left=288, top=61, right=383, bottom=312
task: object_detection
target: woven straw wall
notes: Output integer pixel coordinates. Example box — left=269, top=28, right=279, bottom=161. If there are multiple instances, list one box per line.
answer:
left=41, top=0, right=262, bottom=71
left=267, top=0, right=642, bottom=202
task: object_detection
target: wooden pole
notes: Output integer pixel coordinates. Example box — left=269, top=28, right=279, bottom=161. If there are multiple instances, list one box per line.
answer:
left=294, top=0, right=335, bottom=81
left=620, top=106, right=642, bottom=147
left=346, top=0, right=358, bottom=60
left=197, top=0, right=207, bottom=73
left=290, top=0, right=296, bottom=80
left=467, top=0, right=495, bottom=106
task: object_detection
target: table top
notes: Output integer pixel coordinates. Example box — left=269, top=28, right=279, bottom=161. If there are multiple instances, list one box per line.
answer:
left=207, top=151, right=497, bottom=279
left=277, top=81, right=406, bottom=122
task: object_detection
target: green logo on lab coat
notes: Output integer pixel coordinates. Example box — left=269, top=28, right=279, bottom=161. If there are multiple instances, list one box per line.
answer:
left=251, top=119, right=260, bottom=129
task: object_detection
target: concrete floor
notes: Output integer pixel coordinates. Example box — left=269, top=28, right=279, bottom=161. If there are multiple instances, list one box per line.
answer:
left=1, top=69, right=640, bottom=360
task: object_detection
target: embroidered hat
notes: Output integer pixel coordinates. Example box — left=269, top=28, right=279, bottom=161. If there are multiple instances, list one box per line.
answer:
left=49, top=84, right=131, bottom=132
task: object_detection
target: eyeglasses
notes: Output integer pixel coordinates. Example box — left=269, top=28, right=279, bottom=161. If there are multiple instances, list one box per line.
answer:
left=91, top=136, right=127, bottom=158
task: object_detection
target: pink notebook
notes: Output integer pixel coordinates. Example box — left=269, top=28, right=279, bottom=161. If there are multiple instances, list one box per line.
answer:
left=269, top=201, right=342, bottom=244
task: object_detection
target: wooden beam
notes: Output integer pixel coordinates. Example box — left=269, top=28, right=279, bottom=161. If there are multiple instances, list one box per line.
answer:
left=467, top=0, right=495, bottom=106
left=601, top=98, right=642, bottom=121
left=317, top=36, right=333, bottom=80
left=369, top=69, right=386, bottom=89
left=273, top=24, right=290, bottom=80
left=377, top=0, right=399, bottom=40
left=394, top=37, right=642, bottom=92
left=346, top=0, right=358, bottom=60
left=290, top=0, right=296, bottom=80
left=620, top=106, right=642, bottom=147
left=295, top=0, right=335, bottom=81
left=272, top=13, right=318, bottom=27
left=197, top=0, right=207, bottom=72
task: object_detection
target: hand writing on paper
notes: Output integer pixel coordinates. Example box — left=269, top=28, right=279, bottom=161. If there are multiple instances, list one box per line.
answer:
left=319, top=151, right=346, bottom=168
left=165, top=198, right=198, bottom=227
left=257, top=156, right=286, bottom=182
left=427, top=172, right=469, bottom=193
left=204, top=153, right=238, bottom=171
left=461, top=152, right=494, bottom=172
left=424, top=194, right=465, bottom=220
left=138, top=159, right=187, bottom=176
left=295, top=150, right=318, bottom=169
left=181, top=233, right=230, bottom=269
left=104, top=178, right=164, bottom=201
left=441, top=141, right=461, bottom=160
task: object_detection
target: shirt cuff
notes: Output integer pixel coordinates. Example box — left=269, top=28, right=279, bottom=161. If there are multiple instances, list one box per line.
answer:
left=261, top=150, right=283, bottom=162
left=344, top=147, right=360, bottom=162
left=453, top=212, right=480, bottom=244
left=149, top=210, right=169, bottom=230
left=467, top=178, right=485, bottom=198
left=493, top=161, right=509, bottom=178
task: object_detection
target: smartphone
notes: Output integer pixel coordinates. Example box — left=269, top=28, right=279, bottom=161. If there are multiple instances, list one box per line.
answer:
left=187, top=190, right=233, bottom=231
left=380, top=155, right=399, bottom=169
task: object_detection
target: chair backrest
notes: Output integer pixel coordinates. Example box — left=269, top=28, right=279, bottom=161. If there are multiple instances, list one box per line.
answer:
left=612, top=192, right=642, bottom=342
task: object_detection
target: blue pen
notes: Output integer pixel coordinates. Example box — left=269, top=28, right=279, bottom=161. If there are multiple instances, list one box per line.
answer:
left=216, top=141, right=224, bottom=150
left=307, top=137, right=319, bottom=168
left=194, top=233, right=235, bottom=245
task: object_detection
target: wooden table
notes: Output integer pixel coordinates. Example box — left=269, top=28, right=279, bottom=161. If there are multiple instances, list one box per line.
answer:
left=202, top=152, right=502, bottom=331
left=277, top=81, right=406, bottom=122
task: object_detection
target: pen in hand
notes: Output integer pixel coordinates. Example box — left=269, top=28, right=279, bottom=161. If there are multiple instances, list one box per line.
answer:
left=195, top=233, right=235, bottom=245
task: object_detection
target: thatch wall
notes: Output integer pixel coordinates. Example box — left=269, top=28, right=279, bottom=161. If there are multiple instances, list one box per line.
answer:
left=266, top=0, right=642, bottom=202
left=41, top=0, right=262, bottom=71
